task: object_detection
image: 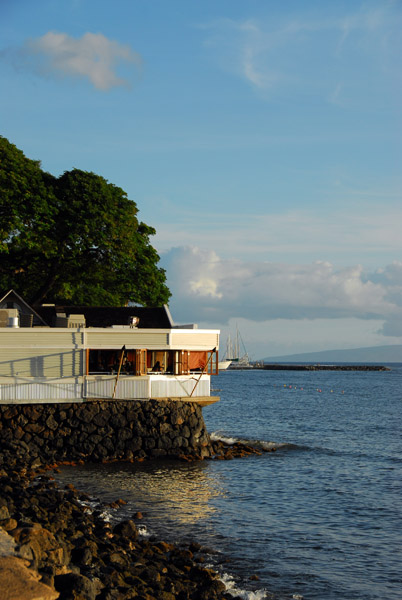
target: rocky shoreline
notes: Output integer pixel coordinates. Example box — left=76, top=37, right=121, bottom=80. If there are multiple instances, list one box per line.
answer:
left=0, top=438, right=273, bottom=599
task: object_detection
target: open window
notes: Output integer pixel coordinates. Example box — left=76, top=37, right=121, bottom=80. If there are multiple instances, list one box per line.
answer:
left=87, top=348, right=147, bottom=375
left=149, top=350, right=171, bottom=373
left=205, top=349, right=218, bottom=375
left=86, top=348, right=218, bottom=376
left=135, top=349, right=147, bottom=375
left=175, top=350, right=190, bottom=375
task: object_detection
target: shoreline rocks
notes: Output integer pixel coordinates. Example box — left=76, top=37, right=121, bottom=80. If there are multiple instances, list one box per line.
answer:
left=0, top=465, right=241, bottom=599
left=0, top=398, right=276, bottom=599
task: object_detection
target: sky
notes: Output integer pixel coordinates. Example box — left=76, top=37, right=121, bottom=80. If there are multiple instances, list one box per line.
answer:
left=1, top=0, right=401, bottom=359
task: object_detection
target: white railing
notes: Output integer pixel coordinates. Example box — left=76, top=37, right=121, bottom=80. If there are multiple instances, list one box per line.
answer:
left=0, top=377, right=82, bottom=403
left=85, top=374, right=210, bottom=400
left=149, top=374, right=210, bottom=398
left=84, top=376, right=149, bottom=400
left=0, top=374, right=211, bottom=403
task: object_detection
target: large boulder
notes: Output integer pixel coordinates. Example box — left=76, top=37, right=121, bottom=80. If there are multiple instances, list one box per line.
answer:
left=0, top=556, right=59, bottom=600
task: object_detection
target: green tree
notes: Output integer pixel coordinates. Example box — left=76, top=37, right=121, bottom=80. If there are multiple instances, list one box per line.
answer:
left=0, top=136, right=54, bottom=253
left=0, top=136, right=170, bottom=306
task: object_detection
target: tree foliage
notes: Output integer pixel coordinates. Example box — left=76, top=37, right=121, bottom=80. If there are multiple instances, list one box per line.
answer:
left=0, top=136, right=170, bottom=306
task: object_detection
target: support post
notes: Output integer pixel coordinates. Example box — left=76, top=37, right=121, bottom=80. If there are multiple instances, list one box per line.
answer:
left=112, top=345, right=126, bottom=399
left=190, top=347, right=216, bottom=398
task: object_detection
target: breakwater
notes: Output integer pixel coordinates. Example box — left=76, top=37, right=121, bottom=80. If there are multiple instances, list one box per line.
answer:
left=0, top=399, right=215, bottom=469
left=261, top=363, right=390, bottom=371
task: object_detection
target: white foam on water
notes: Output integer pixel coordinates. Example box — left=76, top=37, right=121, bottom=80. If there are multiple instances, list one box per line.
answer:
left=77, top=499, right=97, bottom=513
left=75, top=497, right=115, bottom=522
left=210, top=431, right=238, bottom=445
left=137, top=525, right=150, bottom=537
left=219, top=572, right=270, bottom=599
left=210, top=430, right=281, bottom=451
left=97, top=509, right=113, bottom=522
left=259, top=440, right=280, bottom=450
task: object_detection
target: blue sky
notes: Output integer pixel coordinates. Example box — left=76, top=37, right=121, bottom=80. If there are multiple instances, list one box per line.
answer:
left=1, top=0, right=401, bottom=358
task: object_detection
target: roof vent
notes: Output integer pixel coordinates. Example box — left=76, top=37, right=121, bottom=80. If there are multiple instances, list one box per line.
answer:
left=0, top=308, right=19, bottom=328
left=55, top=314, right=86, bottom=328
left=67, top=314, right=86, bottom=328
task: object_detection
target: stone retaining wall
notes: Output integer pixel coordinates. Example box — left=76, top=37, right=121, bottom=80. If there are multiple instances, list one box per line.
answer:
left=0, top=400, right=214, bottom=468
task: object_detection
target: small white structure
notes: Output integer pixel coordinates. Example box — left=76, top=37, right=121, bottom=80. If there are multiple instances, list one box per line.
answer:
left=0, top=290, right=220, bottom=405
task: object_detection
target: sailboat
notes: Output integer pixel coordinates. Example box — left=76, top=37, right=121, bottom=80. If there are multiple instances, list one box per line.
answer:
left=218, top=333, right=234, bottom=370
left=218, top=358, right=232, bottom=370
left=219, top=328, right=250, bottom=370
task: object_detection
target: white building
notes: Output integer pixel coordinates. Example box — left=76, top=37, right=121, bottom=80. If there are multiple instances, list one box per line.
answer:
left=0, top=290, right=220, bottom=405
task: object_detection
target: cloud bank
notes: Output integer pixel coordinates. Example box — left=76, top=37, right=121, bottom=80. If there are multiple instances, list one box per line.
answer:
left=161, top=247, right=402, bottom=340
left=5, top=31, right=142, bottom=90
left=153, top=202, right=402, bottom=266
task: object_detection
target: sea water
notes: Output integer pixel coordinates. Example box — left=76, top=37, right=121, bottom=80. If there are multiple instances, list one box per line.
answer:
left=56, top=367, right=402, bottom=599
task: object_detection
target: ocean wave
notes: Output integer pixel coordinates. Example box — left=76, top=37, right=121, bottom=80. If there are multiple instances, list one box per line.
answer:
left=210, top=431, right=344, bottom=457
left=210, top=431, right=289, bottom=451
left=219, top=571, right=270, bottom=599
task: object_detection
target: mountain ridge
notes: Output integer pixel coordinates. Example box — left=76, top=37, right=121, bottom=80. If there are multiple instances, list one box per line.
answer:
left=262, top=344, right=402, bottom=364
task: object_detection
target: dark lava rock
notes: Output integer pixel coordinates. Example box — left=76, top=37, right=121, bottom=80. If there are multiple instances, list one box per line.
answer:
left=112, top=519, right=138, bottom=540
left=54, top=572, right=97, bottom=600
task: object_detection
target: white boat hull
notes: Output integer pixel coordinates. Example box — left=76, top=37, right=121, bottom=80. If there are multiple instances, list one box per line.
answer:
left=218, top=360, right=232, bottom=371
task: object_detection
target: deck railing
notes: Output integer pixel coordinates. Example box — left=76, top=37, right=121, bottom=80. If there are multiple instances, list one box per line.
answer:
left=0, top=374, right=211, bottom=404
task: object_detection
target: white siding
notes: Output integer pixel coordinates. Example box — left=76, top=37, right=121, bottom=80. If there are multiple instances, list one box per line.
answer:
left=170, top=331, right=219, bottom=349
left=0, top=348, right=83, bottom=377
left=0, top=329, right=84, bottom=377
left=86, top=330, right=169, bottom=349
left=86, top=329, right=220, bottom=350
left=0, top=329, right=84, bottom=347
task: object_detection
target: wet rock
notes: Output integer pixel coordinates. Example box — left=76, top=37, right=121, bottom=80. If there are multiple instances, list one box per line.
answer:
left=113, top=519, right=138, bottom=540
left=12, top=524, right=68, bottom=572
left=0, top=505, right=10, bottom=520
left=71, top=545, right=92, bottom=566
left=55, top=572, right=96, bottom=600
left=0, top=556, right=59, bottom=600
left=1, top=518, right=18, bottom=531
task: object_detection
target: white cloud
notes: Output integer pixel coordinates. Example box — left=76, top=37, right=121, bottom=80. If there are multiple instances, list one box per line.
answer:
left=161, top=247, right=402, bottom=344
left=9, top=31, right=142, bottom=90
left=202, top=4, right=401, bottom=99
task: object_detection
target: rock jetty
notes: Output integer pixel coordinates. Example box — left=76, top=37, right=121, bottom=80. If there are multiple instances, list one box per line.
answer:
left=262, top=364, right=390, bottom=371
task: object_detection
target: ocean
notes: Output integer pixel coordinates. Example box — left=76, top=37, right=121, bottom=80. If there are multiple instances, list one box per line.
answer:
left=56, top=367, right=402, bottom=599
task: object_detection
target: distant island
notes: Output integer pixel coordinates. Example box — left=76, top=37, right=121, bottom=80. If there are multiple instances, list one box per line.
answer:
left=262, top=344, right=402, bottom=364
